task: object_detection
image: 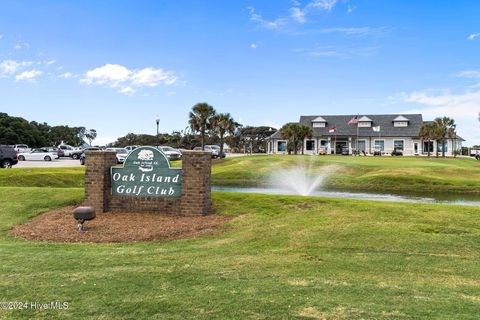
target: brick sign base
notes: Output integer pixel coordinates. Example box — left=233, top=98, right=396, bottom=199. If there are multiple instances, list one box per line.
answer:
left=84, top=150, right=211, bottom=215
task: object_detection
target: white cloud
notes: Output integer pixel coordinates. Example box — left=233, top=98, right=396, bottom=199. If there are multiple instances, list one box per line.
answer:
left=293, top=45, right=378, bottom=58
left=15, top=69, right=42, bottom=81
left=246, top=7, right=288, bottom=29
left=58, top=72, right=77, bottom=78
left=290, top=7, right=306, bottom=23
left=306, top=0, right=338, bottom=11
left=81, top=63, right=178, bottom=95
left=250, top=43, right=258, bottom=49
left=0, top=34, right=3, bottom=40
left=131, top=67, right=177, bottom=86
left=468, top=33, right=480, bottom=40
left=456, top=70, right=480, bottom=78
left=13, top=40, right=29, bottom=50
left=0, top=60, right=32, bottom=74
left=119, top=86, right=136, bottom=95
left=399, top=90, right=480, bottom=145
left=248, top=1, right=354, bottom=30
left=82, top=64, right=131, bottom=86
left=319, top=27, right=376, bottom=36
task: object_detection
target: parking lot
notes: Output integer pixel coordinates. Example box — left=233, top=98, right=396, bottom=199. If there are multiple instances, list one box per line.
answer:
left=15, top=158, right=82, bottom=168
left=11, top=152, right=251, bottom=169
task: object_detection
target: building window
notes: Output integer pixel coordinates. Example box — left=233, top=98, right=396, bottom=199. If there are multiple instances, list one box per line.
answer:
left=277, top=141, right=286, bottom=152
left=374, top=140, right=384, bottom=151
left=306, top=140, right=315, bottom=151
left=320, top=140, right=328, bottom=147
left=394, top=140, right=404, bottom=151
left=394, top=121, right=408, bottom=127
left=437, top=142, right=448, bottom=152
left=423, top=141, right=434, bottom=153
left=312, top=122, right=326, bottom=128
left=358, top=121, right=371, bottom=127
left=357, top=140, right=366, bottom=151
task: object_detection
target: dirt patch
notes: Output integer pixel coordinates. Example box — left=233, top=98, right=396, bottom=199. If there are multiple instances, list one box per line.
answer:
left=10, top=206, right=231, bottom=243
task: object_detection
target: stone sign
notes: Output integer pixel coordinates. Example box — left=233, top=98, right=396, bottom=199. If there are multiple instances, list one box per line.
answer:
left=84, top=149, right=211, bottom=215
left=111, top=146, right=182, bottom=198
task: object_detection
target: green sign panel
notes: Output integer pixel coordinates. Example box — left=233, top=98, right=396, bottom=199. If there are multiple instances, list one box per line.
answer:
left=111, top=146, right=182, bottom=198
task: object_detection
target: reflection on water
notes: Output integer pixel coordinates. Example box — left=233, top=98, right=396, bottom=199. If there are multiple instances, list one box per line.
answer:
left=212, top=186, right=480, bottom=207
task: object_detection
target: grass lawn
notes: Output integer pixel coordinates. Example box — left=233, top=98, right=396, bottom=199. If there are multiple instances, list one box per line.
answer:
left=3, top=156, right=479, bottom=195
left=212, top=155, right=480, bottom=194
left=0, top=175, right=480, bottom=318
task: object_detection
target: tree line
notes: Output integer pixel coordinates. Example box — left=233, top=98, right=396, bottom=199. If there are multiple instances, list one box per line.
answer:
left=111, top=102, right=277, bottom=153
left=0, top=112, right=96, bottom=147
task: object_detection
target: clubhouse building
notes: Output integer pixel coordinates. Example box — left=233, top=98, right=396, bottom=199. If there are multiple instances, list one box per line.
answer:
left=267, top=114, right=464, bottom=156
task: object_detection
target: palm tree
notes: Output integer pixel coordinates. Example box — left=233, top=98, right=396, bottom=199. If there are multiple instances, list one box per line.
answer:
left=448, top=124, right=457, bottom=158
left=297, top=125, right=313, bottom=155
left=189, top=103, right=216, bottom=150
left=210, top=113, right=239, bottom=157
left=280, top=123, right=312, bottom=155
left=280, top=123, right=299, bottom=155
left=419, top=122, right=439, bottom=158
left=434, top=117, right=456, bottom=157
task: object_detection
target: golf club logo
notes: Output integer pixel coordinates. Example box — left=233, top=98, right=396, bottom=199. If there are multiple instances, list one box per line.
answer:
left=137, top=149, right=154, bottom=172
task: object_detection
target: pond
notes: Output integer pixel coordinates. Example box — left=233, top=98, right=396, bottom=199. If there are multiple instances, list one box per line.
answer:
left=212, top=186, right=480, bottom=207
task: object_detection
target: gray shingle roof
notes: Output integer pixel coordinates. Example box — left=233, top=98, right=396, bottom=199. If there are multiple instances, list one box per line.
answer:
left=299, top=114, right=424, bottom=137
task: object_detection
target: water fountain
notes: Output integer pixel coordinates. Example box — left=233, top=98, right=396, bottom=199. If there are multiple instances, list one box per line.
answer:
left=212, top=158, right=480, bottom=206
left=268, top=161, right=339, bottom=196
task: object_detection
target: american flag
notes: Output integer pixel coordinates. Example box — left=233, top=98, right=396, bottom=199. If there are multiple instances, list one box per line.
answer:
left=328, top=126, right=336, bottom=133
left=348, top=115, right=359, bottom=125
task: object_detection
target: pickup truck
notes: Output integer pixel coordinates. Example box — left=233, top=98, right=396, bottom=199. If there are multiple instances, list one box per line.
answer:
left=0, top=145, right=19, bottom=168
left=14, top=144, right=31, bottom=153
left=58, top=144, right=82, bottom=158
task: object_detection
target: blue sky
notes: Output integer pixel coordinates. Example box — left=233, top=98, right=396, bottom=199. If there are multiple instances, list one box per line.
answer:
left=1, top=0, right=479, bottom=145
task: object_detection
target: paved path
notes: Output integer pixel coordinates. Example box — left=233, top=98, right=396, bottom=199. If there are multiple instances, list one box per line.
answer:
left=15, top=158, right=82, bottom=168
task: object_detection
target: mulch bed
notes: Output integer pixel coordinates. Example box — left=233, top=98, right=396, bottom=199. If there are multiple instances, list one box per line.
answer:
left=10, top=206, right=231, bottom=243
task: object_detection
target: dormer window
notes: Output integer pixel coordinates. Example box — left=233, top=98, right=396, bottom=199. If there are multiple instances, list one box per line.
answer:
left=393, top=115, right=409, bottom=127
left=394, top=121, right=408, bottom=127
left=312, top=116, right=326, bottom=128
left=358, top=116, right=372, bottom=127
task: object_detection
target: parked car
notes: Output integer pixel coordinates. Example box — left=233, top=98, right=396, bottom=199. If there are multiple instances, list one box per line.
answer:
left=194, top=145, right=225, bottom=158
left=13, top=144, right=31, bottom=153
left=106, top=148, right=129, bottom=163
left=158, top=146, right=182, bottom=160
left=79, top=147, right=102, bottom=165
left=373, top=148, right=382, bottom=156
left=42, top=147, right=64, bottom=157
left=17, top=148, right=59, bottom=161
left=0, top=145, right=18, bottom=168
left=70, top=149, right=85, bottom=160
left=125, top=145, right=140, bottom=152
left=391, top=148, right=404, bottom=156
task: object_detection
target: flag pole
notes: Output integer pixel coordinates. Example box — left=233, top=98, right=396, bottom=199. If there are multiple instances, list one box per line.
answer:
left=356, top=114, right=359, bottom=155
left=334, top=124, right=337, bottom=155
